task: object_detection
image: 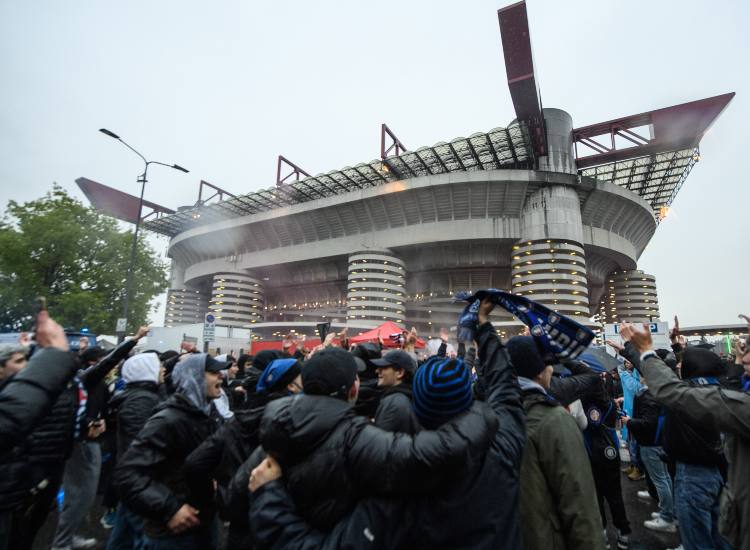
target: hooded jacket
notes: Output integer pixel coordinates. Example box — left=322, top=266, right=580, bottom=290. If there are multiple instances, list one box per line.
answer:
left=639, top=353, right=750, bottom=550
left=109, top=353, right=162, bottom=458
left=373, top=383, right=420, bottom=434
left=114, top=354, right=221, bottom=538
left=519, top=383, right=604, bottom=550
left=251, top=321, right=526, bottom=549
left=258, top=389, right=499, bottom=532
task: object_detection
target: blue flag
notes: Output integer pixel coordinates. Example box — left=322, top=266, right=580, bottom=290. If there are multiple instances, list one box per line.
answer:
left=455, top=289, right=595, bottom=360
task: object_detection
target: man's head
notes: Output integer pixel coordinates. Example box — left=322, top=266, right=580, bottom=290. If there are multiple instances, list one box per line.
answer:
left=215, top=354, right=239, bottom=379
left=681, top=347, right=723, bottom=379
left=301, top=347, right=363, bottom=403
left=257, top=358, right=303, bottom=395
left=506, top=336, right=552, bottom=389
left=0, top=345, right=28, bottom=380
left=350, top=343, right=382, bottom=380
left=371, top=349, right=416, bottom=388
left=412, top=356, right=473, bottom=429
left=80, top=346, right=105, bottom=367
left=121, top=353, right=161, bottom=385
left=253, top=350, right=284, bottom=373
left=78, top=337, right=89, bottom=353
left=205, top=354, right=232, bottom=399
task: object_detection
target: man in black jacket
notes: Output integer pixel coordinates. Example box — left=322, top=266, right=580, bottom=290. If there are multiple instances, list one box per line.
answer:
left=371, top=349, right=420, bottom=433
left=250, top=298, right=526, bottom=549
left=51, top=327, right=149, bottom=550
left=114, top=353, right=226, bottom=550
left=0, top=312, right=75, bottom=550
left=105, top=352, right=163, bottom=550
left=183, top=357, right=303, bottom=549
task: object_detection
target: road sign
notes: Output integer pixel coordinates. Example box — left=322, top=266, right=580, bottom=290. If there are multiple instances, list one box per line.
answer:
left=203, top=312, right=216, bottom=342
left=116, top=318, right=127, bottom=333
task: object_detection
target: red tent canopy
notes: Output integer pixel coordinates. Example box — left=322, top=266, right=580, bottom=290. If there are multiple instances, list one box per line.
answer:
left=349, top=321, right=426, bottom=349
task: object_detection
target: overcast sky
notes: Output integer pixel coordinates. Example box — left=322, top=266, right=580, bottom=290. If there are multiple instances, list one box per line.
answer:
left=1, top=0, right=748, bottom=328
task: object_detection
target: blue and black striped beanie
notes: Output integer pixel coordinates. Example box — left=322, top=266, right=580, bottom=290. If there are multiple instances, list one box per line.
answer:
left=412, top=356, right=473, bottom=428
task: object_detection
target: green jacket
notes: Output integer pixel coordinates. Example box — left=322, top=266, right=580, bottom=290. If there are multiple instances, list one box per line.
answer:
left=520, top=389, right=604, bottom=550
left=641, top=355, right=750, bottom=550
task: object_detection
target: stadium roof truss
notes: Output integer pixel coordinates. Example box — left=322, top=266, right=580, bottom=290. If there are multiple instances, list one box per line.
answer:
left=143, top=123, right=535, bottom=236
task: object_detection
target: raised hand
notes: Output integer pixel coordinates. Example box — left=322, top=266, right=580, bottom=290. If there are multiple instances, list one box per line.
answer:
left=35, top=311, right=69, bottom=351
left=605, top=339, right=624, bottom=353
left=134, top=325, right=150, bottom=340
left=477, top=298, right=495, bottom=326
left=669, top=315, right=680, bottom=343
left=619, top=322, right=653, bottom=354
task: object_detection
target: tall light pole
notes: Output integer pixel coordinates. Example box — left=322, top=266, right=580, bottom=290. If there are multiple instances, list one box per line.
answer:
left=99, top=128, right=189, bottom=340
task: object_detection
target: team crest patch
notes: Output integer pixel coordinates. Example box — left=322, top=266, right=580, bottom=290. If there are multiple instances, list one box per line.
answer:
left=587, top=407, right=601, bottom=423
left=604, top=446, right=617, bottom=460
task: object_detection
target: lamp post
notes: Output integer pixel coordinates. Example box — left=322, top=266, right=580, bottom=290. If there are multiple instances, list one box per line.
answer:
left=99, top=128, right=189, bottom=340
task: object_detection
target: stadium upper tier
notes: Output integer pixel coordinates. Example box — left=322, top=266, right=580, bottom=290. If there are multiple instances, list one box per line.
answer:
left=142, top=116, right=704, bottom=238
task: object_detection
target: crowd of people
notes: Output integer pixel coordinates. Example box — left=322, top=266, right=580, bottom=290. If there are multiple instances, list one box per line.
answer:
left=0, top=303, right=748, bottom=550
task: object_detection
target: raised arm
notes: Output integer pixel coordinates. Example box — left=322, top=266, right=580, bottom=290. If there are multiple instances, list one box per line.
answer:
left=0, top=312, right=76, bottom=446
left=81, top=325, right=148, bottom=388
left=621, top=322, right=750, bottom=439
left=475, top=299, right=525, bottom=469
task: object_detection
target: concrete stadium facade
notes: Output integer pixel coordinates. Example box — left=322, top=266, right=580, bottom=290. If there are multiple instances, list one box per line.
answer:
left=160, top=109, right=663, bottom=340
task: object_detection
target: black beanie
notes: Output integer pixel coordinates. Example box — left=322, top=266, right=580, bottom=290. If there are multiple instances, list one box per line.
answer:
left=506, top=336, right=547, bottom=380
left=681, top=347, right=722, bottom=379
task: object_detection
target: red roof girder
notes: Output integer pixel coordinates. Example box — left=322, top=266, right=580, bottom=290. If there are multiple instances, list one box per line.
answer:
left=497, top=1, right=547, bottom=158
left=573, top=92, right=735, bottom=169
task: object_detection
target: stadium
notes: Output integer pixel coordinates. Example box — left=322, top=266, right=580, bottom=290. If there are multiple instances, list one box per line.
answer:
left=79, top=2, right=733, bottom=343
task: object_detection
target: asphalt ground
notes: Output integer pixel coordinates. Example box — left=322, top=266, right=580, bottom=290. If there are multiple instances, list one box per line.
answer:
left=31, top=467, right=681, bottom=550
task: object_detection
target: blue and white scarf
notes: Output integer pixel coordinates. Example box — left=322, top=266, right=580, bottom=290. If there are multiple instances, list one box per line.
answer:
left=455, top=289, right=594, bottom=360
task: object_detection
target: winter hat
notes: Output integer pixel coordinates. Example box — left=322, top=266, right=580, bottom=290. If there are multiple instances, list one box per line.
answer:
left=253, top=350, right=284, bottom=372
left=506, top=336, right=546, bottom=380
left=412, top=356, right=473, bottom=429
left=256, top=358, right=301, bottom=394
left=121, top=353, right=161, bottom=384
left=302, top=347, right=360, bottom=400
left=681, top=347, right=723, bottom=379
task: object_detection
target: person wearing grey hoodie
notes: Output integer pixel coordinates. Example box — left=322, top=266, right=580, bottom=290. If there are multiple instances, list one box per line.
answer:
left=105, top=353, right=163, bottom=550
left=114, top=353, right=225, bottom=550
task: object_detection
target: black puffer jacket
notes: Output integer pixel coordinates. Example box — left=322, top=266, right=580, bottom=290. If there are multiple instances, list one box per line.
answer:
left=259, top=391, right=499, bottom=531
left=26, top=338, right=138, bottom=465
left=252, top=321, right=526, bottom=549
left=109, top=380, right=161, bottom=458
left=114, top=393, right=221, bottom=538
left=373, top=384, right=420, bottom=434
left=0, top=348, right=77, bottom=511
left=184, top=402, right=270, bottom=517
left=351, top=377, right=383, bottom=418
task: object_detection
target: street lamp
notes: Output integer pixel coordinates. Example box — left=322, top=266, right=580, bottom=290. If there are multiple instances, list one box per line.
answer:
left=99, top=128, right=189, bottom=339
